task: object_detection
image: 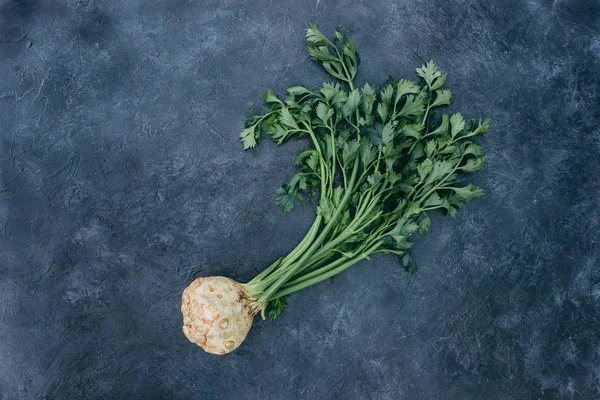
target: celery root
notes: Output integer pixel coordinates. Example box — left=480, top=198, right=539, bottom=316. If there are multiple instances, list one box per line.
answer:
left=181, top=25, right=488, bottom=355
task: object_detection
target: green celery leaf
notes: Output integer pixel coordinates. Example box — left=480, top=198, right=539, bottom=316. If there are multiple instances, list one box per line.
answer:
left=438, top=145, right=457, bottom=155
left=402, top=253, right=418, bottom=274
left=275, top=185, right=295, bottom=212
left=417, top=159, right=433, bottom=181
left=267, top=296, right=287, bottom=320
left=267, top=124, right=289, bottom=144
left=362, top=125, right=383, bottom=146
left=423, top=192, right=443, bottom=208
left=334, top=26, right=344, bottom=43
left=342, top=139, right=361, bottom=166
left=449, top=184, right=484, bottom=201
left=405, top=202, right=422, bottom=217
left=240, top=125, right=258, bottom=149
left=331, top=84, right=348, bottom=106
left=431, top=72, right=447, bottom=90
left=399, top=94, right=426, bottom=118
left=359, top=136, right=377, bottom=167
left=431, top=89, right=452, bottom=107
left=377, top=102, right=389, bottom=123
left=367, top=171, right=382, bottom=186
left=396, top=219, right=418, bottom=236
left=306, top=24, right=334, bottom=46
left=321, top=60, right=346, bottom=80
left=360, top=83, right=377, bottom=124
left=424, top=160, right=455, bottom=185
left=465, top=118, right=490, bottom=138
left=458, top=157, right=485, bottom=172
left=317, top=197, right=336, bottom=223
left=287, top=86, right=312, bottom=96
left=342, top=38, right=358, bottom=78
left=307, top=45, right=339, bottom=63
left=463, top=142, right=483, bottom=157
left=394, top=79, right=420, bottom=105
left=425, top=140, right=436, bottom=158
left=307, top=151, right=319, bottom=171
left=402, top=123, right=424, bottom=140
left=316, top=102, right=333, bottom=124
left=381, top=121, right=396, bottom=145
left=264, top=90, right=283, bottom=104
left=336, top=128, right=351, bottom=148
left=428, top=114, right=449, bottom=136
left=416, top=60, right=444, bottom=90
left=380, top=83, right=394, bottom=104
left=289, top=173, right=308, bottom=191
left=450, top=113, right=465, bottom=138
left=417, top=212, right=431, bottom=234
left=342, top=89, right=362, bottom=118
left=320, top=84, right=337, bottom=101
left=279, top=107, right=299, bottom=130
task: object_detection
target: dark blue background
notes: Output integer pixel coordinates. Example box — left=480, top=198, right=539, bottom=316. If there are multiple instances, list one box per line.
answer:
left=1, top=0, right=599, bottom=398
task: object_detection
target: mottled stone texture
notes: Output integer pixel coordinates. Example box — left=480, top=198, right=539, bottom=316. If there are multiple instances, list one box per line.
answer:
left=0, top=0, right=599, bottom=399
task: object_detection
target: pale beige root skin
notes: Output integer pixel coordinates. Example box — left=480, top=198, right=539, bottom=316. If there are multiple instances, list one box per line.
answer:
left=181, top=276, right=255, bottom=355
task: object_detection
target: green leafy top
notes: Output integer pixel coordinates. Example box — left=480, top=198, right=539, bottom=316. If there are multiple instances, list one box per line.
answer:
left=240, top=25, right=489, bottom=319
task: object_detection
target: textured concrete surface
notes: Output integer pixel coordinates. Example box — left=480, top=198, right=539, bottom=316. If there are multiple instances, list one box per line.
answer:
left=1, top=0, right=599, bottom=399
